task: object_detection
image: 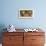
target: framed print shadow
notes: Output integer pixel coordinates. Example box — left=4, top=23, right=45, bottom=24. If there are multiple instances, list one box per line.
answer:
left=19, top=9, right=34, bottom=18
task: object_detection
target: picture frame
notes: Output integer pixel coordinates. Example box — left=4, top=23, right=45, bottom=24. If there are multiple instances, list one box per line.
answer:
left=19, top=9, right=34, bottom=18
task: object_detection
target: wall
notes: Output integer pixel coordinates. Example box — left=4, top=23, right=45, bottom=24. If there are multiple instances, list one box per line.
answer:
left=0, top=0, right=46, bottom=29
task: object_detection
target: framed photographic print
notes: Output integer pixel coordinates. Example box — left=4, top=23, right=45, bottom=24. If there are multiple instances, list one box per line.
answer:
left=19, top=9, right=34, bottom=18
